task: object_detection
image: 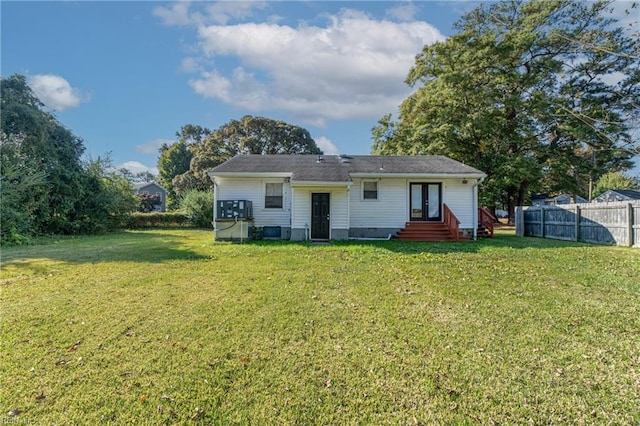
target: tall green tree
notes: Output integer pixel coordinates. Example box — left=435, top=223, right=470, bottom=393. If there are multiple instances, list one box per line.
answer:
left=157, top=125, right=210, bottom=209
left=0, top=133, right=46, bottom=243
left=1, top=74, right=86, bottom=235
left=1, top=75, right=137, bottom=242
left=373, top=0, right=640, bottom=218
left=174, top=116, right=322, bottom=193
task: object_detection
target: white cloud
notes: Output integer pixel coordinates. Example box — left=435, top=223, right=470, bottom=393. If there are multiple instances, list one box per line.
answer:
left=135, top=138, right=173, bottom=155
left=186, top=8, right=445, bottom=125
left=189, top=69, right=233, bottom=101
left=386, top=2, right=419, bottom=22
left=204, top=1, right=268, bottom=25
left=153, top=2, right=196, bottom=26
left=117, top=161, right=158, bottom=175
left=180, top=57, right=202, bottom=73
left=28, top=74, right=88, bottom=111
left=154, top=1, right=267, bottom=26
left=314, top=136, right=339, bottom=155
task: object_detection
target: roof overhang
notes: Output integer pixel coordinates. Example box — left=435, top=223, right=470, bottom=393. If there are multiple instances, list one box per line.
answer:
left=349, top=173, right=487, bottom=179
left=208, top=171, right=292, bottom=179
left=290, top=180, right=353, bottom=187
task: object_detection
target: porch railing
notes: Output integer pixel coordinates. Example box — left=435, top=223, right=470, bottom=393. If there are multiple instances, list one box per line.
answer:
left=478, top=207, right=495, bottom=237
left=443, top=204, right=460, bottom=242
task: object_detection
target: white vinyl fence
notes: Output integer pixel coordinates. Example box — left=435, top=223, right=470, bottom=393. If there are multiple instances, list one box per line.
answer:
left=515, top=201, right=640, bottom=247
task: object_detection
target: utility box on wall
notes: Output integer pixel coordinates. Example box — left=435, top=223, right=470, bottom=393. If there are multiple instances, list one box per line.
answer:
left=217, top=200, right=253, bottom=220
left=214, top=220, right=253, bottom=240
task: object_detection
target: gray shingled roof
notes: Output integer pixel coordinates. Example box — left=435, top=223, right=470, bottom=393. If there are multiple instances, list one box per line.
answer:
left=210, top=154, right=485, bottom=182
left=134, top=182, right=166, bottom=191
left=610, top=189, right=640, bottom=199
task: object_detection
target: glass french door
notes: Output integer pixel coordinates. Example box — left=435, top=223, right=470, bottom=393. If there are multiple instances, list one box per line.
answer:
left=410, top=183, right=441, bottom=221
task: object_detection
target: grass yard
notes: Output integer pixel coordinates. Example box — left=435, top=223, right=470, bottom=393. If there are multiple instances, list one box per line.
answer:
left=1, top=230, right=639, bottom=424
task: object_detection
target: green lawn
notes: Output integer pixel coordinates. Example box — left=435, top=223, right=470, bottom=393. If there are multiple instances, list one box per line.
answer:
left=1, top=230, right=639, bottom=424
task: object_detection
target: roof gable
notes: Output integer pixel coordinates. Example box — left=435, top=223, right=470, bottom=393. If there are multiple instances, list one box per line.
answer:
left=134, top=182, right=166, bottom=192
left=594, top=189, right=640, bottom=202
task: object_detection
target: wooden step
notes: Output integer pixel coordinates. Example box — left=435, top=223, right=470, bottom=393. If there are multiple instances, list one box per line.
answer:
left=396, top=221, right=465, bottom=242
left=477, top=224, right=491, bottom=238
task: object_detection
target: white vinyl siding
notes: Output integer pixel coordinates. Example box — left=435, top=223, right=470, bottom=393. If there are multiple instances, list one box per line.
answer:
left=215, top=177, right=291, bottom=227
left=330, top=188, right=349, bottom=230
left=441, top=181, right=475, bottom=228
left=291, top=186, right=349, bottom=230
left=350, top=178, right=476, bottom=228
left=291, top=189, right=310, bottom=230
left=350, top=178, right=407, bottom=228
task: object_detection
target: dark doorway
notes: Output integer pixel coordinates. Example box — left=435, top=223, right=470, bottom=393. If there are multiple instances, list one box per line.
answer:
left=311, top=193, right=330, bottom=240
left=409, top=183, right=442, bottom=221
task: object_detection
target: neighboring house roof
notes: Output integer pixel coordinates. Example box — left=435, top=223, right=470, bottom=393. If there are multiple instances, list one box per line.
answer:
left=134, top=182, right=166, bottom=192
left=611, top=189, right=640, bottom=199
left=593, top=189, right=640, bottom=202
left=209, top=155, right=486, bottom=183
left=531, top=193, right=587, bottom=205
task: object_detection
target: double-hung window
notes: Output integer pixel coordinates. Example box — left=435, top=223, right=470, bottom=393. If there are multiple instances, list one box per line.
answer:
left=363, top=181, right=378, bottom=200
left=265, top=182, right=283, bottom=208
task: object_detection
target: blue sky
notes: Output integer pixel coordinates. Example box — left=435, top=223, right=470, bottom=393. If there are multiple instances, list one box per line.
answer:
left=2, top=1, right=638, bottom=177
left=1, top=1, right=478, bottom=174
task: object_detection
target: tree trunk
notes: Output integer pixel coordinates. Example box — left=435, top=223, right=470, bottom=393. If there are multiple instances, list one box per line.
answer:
left=517, top=181, right=529, bottom=208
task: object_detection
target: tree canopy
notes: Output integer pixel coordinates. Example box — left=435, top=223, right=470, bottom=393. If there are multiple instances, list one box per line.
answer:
left=372, top=0, right=640, bottom=218
left=157, top=125, right=210, bottom=209
left=1, top=74, right=136, bottom=243
left=168, top=116, right=322, bottom=196
left=593, top=171, right=640, bottom=198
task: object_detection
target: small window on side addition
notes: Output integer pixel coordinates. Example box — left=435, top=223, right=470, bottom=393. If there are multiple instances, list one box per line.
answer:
left=265, top=182, right=283, bottom=208
left=363, top=181, right=378, bottom=200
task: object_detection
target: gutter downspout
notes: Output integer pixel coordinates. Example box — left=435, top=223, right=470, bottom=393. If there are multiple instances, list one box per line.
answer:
left=472, top=177, right=485, bottom=241
left=212, top=178, right=218, bottom=240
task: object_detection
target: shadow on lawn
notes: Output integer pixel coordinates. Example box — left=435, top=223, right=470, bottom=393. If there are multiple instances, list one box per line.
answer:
left=243, top=232, right=593, bottom=254
left=1, top=231, right=209, bottom=267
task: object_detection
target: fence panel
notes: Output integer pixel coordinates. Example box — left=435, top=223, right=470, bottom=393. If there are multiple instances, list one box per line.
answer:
left=634, top=205, right=640, bottom=247
left=516, top=201, right=639, bottom=247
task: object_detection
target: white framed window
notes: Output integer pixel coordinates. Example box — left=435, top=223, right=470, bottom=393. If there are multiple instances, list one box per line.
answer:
left=363, top=181, right=378, bottom=200
left=265, top=182, right=283, bottom=208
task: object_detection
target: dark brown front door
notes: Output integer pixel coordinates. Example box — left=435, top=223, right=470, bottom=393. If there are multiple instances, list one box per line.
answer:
left=410, top=183, right=441, bottom=221
left=311, top=193, right=330, bottom=240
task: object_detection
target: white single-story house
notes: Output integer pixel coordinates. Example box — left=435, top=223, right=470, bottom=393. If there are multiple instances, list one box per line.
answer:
left=208, top=155, right=487, bottom=241
left=134, top=182, right=167, bottom=212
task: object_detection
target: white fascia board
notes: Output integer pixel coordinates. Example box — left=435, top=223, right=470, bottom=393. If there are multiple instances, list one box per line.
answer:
left=208, top=172, right=292, bottom=179
left=349, top=173, right=487, bottom=179
left=290, top=180, right=352, bottom=188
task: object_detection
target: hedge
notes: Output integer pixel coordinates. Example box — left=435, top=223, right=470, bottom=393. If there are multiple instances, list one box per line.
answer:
left=127, top=212, right=193, bottom=229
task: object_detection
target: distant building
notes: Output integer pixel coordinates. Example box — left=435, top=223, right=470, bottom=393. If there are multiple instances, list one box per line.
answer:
left=134, top=182, right=167, bottom=212
left=592, top=189, right=640, bottom=203
left=531, top=193, right=587, bottom=206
